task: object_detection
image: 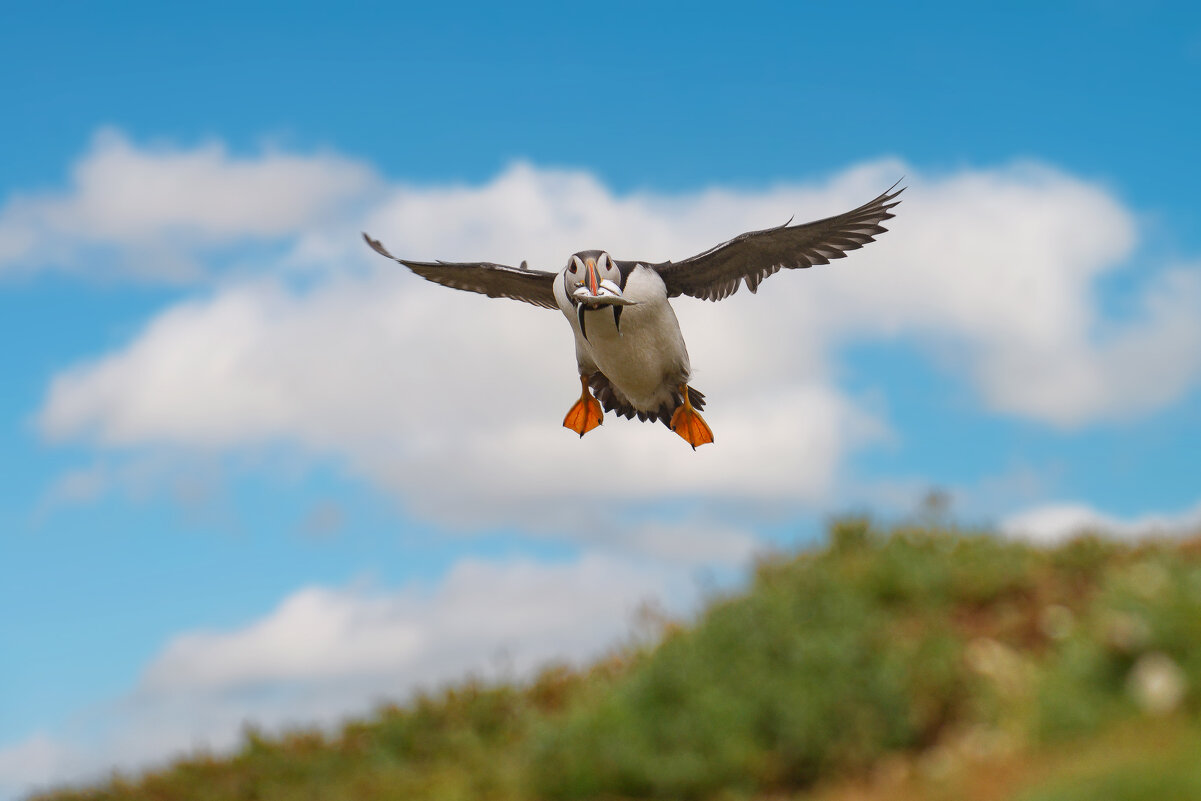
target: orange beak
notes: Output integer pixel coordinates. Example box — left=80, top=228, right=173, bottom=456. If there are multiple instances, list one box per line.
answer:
left=585, top=258, right=598, bottom=296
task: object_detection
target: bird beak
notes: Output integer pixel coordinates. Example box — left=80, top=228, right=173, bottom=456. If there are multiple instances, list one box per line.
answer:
left=586, top=259, right=599, bottom=296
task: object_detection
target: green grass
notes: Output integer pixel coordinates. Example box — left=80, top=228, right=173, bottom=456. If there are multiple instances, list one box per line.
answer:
left=1010, top=723, right=1201, bottom=801
left=32, top=521, right=1201, bottom=801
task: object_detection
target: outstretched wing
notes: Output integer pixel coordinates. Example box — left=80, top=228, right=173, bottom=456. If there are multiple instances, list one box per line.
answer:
left=649, top=182, right=904, bottom=302
left=362, top=233, right=558, bottom=310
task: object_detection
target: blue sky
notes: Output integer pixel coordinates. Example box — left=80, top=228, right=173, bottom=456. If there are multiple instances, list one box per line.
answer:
left=3, top=2, right=1201, bottom=796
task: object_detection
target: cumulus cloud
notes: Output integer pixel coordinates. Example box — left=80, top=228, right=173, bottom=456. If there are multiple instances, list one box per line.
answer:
left=0, top=552, right=685, bottom=799
left=36, top=253, right=884, bottom=545
left=1000, top=499, right=1201, bottom=544
left=808, top=167, right=1201, bottom=425
left=142, top=553, right=671, bottom=694
left=29, top=136, right=1201, bottom=543
left=0, top=734, right=75, bottom=801
left=0, top=129, right=380, bottom=280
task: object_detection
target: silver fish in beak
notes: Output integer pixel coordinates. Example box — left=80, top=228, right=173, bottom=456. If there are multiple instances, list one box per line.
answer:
left=573, top=279, right=638, bottom=307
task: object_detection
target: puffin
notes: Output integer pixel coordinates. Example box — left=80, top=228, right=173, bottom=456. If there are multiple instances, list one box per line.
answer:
left=363, top=182, right=902, bottom=448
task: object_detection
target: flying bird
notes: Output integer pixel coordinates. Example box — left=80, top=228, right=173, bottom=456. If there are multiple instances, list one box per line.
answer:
left=363, top=182, right=903, bottom=448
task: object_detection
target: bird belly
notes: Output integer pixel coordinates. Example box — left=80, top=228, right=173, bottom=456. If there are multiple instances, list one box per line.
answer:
left=579, top=301, right=690, bottom=411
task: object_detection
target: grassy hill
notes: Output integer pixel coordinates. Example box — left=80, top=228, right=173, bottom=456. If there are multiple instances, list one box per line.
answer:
left=33, top=519, right=1201, bottom=801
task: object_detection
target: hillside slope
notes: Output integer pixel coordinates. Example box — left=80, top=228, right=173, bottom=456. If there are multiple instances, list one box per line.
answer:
left=33, top=520, right=1201, bottom=801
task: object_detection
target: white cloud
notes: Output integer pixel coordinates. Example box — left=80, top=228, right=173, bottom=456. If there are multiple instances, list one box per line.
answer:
left=142, top=553, right=671, bottom=694
left=1000, top=499, right=1201, bottom=544
left=0, top=734, right=77, bottom=801
left=0, top=129, right=380, bottom=280
left=36, top=260, right=885, bottom=547
left=0, top=552, right=686, bottom=800
left=29, top=138, right=1201, bottom=543
left=791, top=165, right=1201, bottom=425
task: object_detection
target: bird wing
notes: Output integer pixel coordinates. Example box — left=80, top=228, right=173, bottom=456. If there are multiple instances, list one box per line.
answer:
left=362, top=233, right=558, bottom=310
left=647, top=182, right=904, bottom=302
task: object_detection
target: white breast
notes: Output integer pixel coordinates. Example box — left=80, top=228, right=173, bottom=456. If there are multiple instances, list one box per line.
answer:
left=554, top=265, right=692, bottom=412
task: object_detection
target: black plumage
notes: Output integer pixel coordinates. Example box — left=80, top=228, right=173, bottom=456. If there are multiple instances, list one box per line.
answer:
left=363, top=182, right=903, bottom=308
left=649, top=182, right=904, bottom=301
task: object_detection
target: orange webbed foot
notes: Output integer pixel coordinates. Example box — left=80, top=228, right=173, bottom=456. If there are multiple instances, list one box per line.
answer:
left=563, top=375, right=603, bottom=437
left=670, top=385, right=714, bottom=449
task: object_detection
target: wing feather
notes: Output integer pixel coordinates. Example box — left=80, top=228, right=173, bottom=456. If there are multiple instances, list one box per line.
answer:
left=361, top=233, right=558, bottom=310
left=650, top=182, right=904, bottom=301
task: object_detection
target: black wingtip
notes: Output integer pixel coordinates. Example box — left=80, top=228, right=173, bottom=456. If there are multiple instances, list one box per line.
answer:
left=361, top=232, right=394, bottom=259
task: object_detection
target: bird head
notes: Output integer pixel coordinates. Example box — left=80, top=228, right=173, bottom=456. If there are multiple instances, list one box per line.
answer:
left=564, top=250, right=635, bottom=307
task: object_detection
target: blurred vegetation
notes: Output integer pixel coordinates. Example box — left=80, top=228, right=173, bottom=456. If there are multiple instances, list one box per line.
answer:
left=32, top=520, right=1201, bottom=801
